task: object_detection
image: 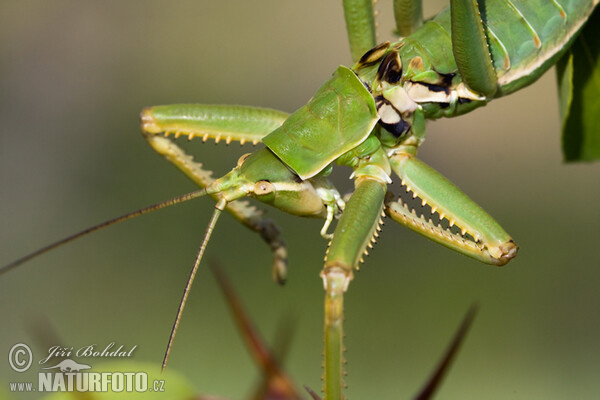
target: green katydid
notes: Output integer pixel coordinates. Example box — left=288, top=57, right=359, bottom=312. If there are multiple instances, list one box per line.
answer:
left=2, top=0, right=599, bottom=398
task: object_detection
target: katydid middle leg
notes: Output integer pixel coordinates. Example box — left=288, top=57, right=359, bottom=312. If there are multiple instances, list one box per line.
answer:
left=321, top=177, right=386, bottom=400
left=385, top=146, right=518, bottom=265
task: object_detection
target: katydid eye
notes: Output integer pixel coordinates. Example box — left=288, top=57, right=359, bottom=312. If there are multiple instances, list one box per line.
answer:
left=254, top=180, right=274, bottom=195
left=237, top=153, right=252, bottom=167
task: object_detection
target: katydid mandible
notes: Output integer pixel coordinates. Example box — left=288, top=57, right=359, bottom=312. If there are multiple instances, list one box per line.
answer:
left=2, top=0, right=599, bottom=398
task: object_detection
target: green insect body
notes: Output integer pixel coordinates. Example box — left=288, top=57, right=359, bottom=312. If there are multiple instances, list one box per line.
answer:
left=139, top=0, right=599, bottom=396
left=4, top=0, right=599, bottom=398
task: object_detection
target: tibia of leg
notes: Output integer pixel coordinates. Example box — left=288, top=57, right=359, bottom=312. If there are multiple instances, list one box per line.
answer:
left=324, top=177, right=386, bottom=274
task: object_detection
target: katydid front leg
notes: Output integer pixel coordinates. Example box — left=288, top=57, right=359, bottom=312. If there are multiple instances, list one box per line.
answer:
left=141, top=104, right=291, bottom=282
left=139, top=103, right=346, bottom=368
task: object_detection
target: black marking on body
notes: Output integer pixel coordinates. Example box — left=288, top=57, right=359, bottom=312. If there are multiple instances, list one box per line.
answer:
left=415, top=81, right=450, bottom=94
left=439, top=72, right=455, bottom=87
left=410, top=72, right=455, bottom=96
left=458, top=98, right=471, bottom=104
left=358, top=42, right=390, bottom=67
left=376, top=51, right=402, bottom=84
left=375, top=96, right=409, bottom=138
left=379, top=118, right=410, bottom=138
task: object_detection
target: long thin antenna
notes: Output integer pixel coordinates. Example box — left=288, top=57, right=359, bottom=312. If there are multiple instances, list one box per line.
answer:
left=161, top=199, right=226, bottom=372
left=0, top=189, right=209, bottom=276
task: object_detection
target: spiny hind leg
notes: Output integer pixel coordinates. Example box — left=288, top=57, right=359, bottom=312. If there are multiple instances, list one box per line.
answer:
left=140, top=104, right=290, bottom=283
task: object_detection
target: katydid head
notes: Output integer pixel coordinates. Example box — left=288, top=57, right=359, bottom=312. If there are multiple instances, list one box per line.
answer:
left=208, top=148, right=328, bottom=218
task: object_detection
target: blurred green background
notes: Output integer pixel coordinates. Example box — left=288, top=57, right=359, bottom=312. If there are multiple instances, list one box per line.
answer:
left=1, top=1, right=599, bottom=399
